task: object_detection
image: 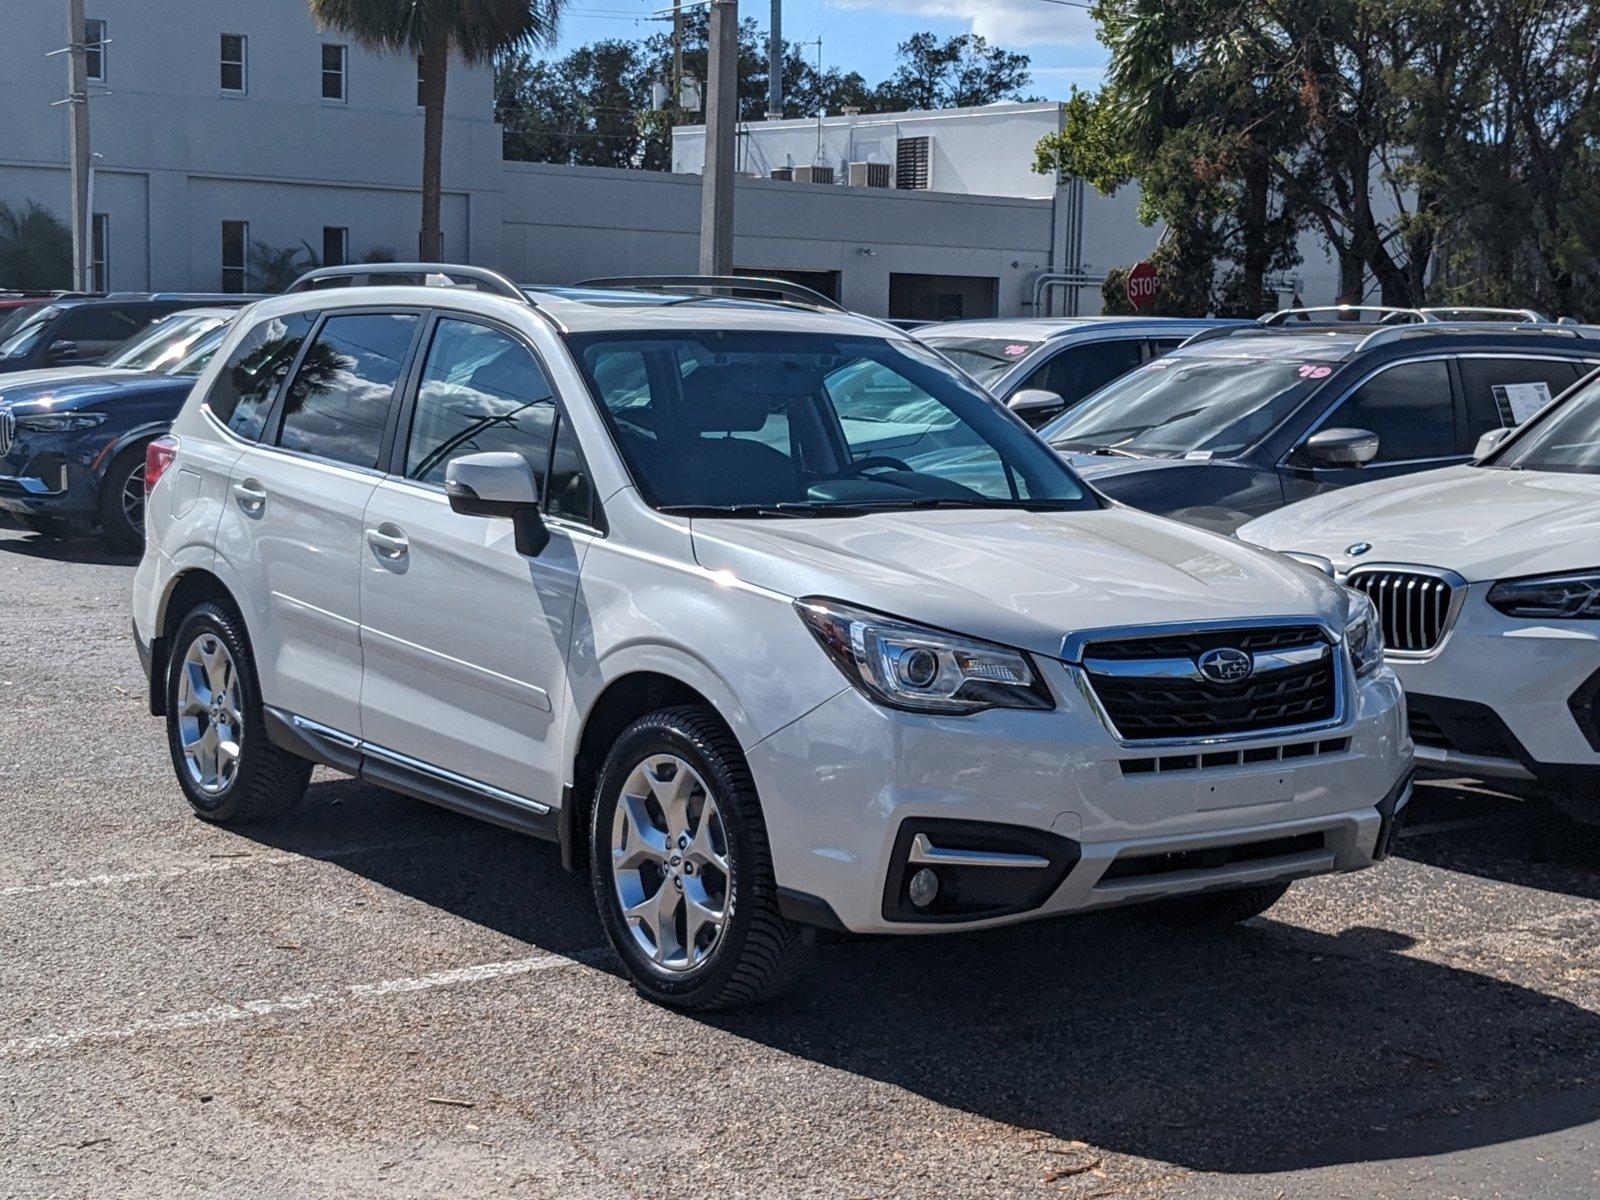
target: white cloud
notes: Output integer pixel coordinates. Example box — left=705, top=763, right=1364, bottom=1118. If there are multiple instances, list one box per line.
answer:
left=826, top=0, right=1099, bottom=49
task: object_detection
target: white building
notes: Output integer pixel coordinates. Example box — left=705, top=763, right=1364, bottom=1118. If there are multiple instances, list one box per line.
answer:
left=0, top=3, right=1334, bottom=317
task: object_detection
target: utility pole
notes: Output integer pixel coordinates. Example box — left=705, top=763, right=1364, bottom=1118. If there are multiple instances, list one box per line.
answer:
left=671, top=0, right=683, bottom=123
left=699, top=0, right=737, bottom=275
left=767, top=0, right=782, bottom=120
left=65, top=0, right=92, bottom=291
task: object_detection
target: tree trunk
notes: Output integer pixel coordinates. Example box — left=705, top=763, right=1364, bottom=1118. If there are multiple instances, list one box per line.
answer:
left=418, top=35, right=450, bottom=260
left=1337, top=250, right=1364, bottom=308
left=1238, top=156, right=1271, bottom=316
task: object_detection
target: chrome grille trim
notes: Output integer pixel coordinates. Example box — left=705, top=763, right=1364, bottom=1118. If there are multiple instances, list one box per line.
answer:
left=0, top=409, right=14, bottom=456
left=1344, top=565, right=1466, bottom=656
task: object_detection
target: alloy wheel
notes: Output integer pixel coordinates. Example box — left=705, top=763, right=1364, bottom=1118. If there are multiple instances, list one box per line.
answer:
left=121, top=462, right=146, bottom=536
left=610, top=753, right=732, bottom=971
left=175, top=633, right=243, bottom=794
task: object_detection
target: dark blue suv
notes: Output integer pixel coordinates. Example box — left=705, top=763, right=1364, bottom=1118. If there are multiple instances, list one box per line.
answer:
left=0, top=309, right=237, bottom=548
left=1041, top=315, right=1600, bottom=531
left=0, top=293, right=248, bottom=375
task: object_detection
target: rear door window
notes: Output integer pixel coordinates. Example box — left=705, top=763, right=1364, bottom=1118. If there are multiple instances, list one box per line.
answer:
left=205, top=311, right=316, bottom=441
left=53, top=305, right=147, bottom=352
left=1020, top=339, right=1145, bottom=404
left=1319, top=359, right=1458, bottom=461
left=1457, top=356, right=1586, bottom=436
left=277, top=312, right=419, bottom=469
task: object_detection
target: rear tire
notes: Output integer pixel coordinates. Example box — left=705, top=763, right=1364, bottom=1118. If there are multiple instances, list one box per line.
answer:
left=590, top=706, right=812, bottom=1010
left=97, top=445, right=148, bottom=552
left=165, top=602, right=311, bottom=824
left=1151, top=881, right=1291, bottom=926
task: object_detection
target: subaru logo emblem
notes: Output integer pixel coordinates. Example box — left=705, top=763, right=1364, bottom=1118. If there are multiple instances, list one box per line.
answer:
left=1197, top=647, right=1253, bottom=683
left=1346, top=541, right=1373, bottom=557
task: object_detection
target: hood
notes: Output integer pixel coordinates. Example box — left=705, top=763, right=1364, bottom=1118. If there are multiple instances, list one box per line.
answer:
left=1066, top=454, right=1262, bottom=533
left=690, top=506, right=1347, bottom=659
left=0, top=371, right=185, bottom=413
left=1236, top=465, right=1600, bottom=582
left=0, top=365, right=132, bottom=395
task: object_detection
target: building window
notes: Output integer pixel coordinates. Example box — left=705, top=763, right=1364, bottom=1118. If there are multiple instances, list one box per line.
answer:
left=220, top=34, right=247, bottom=93
left=416, top=55, right=426, bottom=107
left=84, top=18, right=107, bottom=83
left=221, top=220, right=249, bottom=293
left=321, top=44, right=347, bottom=102
left=895, top=136, right=932, bottom=190
left=322, top=226, right=349, bottom=268
left=91, top=213, right=109, bottom=292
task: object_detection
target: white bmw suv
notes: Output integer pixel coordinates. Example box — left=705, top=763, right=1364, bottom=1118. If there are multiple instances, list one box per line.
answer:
left=133, top=266, right=1412, bottom=1009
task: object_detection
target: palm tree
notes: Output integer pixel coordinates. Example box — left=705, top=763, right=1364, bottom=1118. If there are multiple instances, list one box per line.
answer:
left=307, top=1, right=566, bottom=259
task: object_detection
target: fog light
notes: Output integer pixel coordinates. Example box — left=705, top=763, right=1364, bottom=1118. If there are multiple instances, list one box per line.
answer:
left=907, top=867, right=940, bottom=908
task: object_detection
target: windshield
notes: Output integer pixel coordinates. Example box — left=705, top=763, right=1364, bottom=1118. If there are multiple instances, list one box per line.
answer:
left=168, top=326, right=228, bottom=377
left=0, top=306, right=61, bottom=359
left=103, top=315, right=224, bottom=372
left=919, top=336, right=1041, bottom=389
left=1494, top=374, right=1600, bottom=475
left=1041, top=354, right=1324, bottom=458
left=0, top=303, right=49, bottom=343
left=568, top=330, right=1093, bottom=515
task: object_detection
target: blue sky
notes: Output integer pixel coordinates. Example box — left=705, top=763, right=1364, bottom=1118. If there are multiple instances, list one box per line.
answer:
left=545, top=0, right=1107, bottom=98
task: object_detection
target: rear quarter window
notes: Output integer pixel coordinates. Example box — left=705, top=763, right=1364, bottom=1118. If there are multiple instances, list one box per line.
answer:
left=204, top=311, right=316, bottom=441
left=1457, top=356, right=1587, bottom=436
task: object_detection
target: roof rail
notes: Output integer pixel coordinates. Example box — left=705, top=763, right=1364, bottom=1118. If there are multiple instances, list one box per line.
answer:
left=1355, top=321, right=1589, bottom=352
left=1416, top=305, right=1549, bottom=323
left=1177, top=325, right=1256, bottom=348
left=1259, top=305, right=1426, bottom=327
left=574, top=274, right=846, bottom=313
left=285, top=263, right=525, bottom=301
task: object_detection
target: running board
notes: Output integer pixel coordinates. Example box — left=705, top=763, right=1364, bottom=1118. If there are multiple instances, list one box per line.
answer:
left=264, top=707, right=560, bottom=842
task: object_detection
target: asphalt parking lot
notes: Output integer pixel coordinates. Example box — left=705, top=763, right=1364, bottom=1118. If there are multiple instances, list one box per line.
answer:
left=3, top=526, right=1600, bottom=1200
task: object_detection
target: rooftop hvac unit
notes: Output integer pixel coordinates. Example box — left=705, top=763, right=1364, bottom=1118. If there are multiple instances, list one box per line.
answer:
left=848, top=161, right=893, bottom=189
left=769, top=167, right=794, bottom=181
left=793, top=164, right=835, bottom=185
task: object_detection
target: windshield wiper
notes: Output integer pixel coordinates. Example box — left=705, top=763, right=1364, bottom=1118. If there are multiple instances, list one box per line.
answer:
left=1051, top=441, right=1141, bottom=459
left=658, top=502, right=873, bottom=519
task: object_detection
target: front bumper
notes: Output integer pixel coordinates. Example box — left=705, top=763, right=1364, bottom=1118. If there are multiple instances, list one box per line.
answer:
left=0, top=431, right=102, bottom=518
left=748, top=657, right=1411, bottom=934
left=1390, top=584, right=1600, bottom=802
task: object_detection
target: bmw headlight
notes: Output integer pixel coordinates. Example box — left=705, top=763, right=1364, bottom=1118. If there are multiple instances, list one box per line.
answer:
left=1344, top=588, right=1385, bottom=678
left=1487, top=570, right=1600, bottom=619
left=796, top=598, right=1054, bottom=715
left=15, top=412, right=107, bottom=433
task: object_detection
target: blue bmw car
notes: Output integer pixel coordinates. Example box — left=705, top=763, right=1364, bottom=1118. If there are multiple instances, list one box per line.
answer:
left=0, top=308, right=236, bottom=548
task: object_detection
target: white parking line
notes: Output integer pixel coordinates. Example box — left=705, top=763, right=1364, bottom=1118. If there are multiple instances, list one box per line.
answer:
left=0, top=833, right=486, bottom=900
left=0, top=946, right=612, bottom=1058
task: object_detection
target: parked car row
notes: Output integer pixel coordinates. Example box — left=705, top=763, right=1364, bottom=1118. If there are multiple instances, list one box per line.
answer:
left=130, top=265, right=1412, bottom=1011
left=4, top=270, right=1587, bottom=1010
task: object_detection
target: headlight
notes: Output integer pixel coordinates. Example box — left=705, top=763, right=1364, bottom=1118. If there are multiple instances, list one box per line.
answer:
left=1344, top=588, right=1385, bottom=678
left=796, top=598, right=1054, bottom=715
left=15, top=412, right=107, bottom=432
left=1487, top=570, right=1600, bottom=619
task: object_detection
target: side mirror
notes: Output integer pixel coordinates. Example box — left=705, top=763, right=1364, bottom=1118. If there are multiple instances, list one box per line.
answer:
left=445, top=451, right=549, bottom=557
left=1007, top=388, right=1067, bottom=427
left=45, top=339, right=81, bottom=365
left=1474, top=426, right=1511, bottom=459
left=1303, top=427, right=1380, bottom=467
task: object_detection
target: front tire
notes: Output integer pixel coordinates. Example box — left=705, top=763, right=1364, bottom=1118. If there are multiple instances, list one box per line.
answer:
left=164, top=602, right=311, bottom=824
left=590, top=706, right=812, bottom=1010
left=97, top=446, right=148, bottom=551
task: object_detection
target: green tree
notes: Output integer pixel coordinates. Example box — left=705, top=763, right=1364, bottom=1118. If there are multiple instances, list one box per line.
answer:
left=0, top=201, right=72, bottom=290
left=308, top=0, right=566, bottom=258
left=497, top=40, right=661, bottom=168
left=873, top=32, right=1034, bottom=112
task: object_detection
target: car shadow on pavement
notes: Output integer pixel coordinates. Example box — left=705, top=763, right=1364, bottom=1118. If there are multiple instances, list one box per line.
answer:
left=238, top=775, right=1600, bottom=1178
left=0, top=530, right=136, bottom=567
left=1398, top=780, right=1600, bottom=902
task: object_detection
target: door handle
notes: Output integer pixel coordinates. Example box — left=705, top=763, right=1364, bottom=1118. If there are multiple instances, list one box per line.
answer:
left=366, top=524, right=410, bottom=560
left=232, top=479, right=266, bottom=514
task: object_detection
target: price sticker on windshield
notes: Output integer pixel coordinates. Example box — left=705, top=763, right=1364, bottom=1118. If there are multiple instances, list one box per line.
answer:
left=1004, top=344, right=1030, bottom=357
left=1297, top=364, right=1334, bottom=379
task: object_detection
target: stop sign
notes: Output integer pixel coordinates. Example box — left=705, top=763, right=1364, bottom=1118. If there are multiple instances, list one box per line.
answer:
left=1126, top=260, right=1159, bottom=310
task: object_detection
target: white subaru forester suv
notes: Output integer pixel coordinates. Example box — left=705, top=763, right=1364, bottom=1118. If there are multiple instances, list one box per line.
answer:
left=133, top=266, right=1412, bottom=1009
